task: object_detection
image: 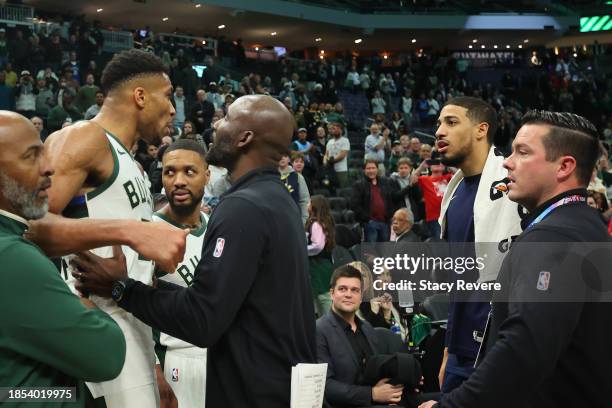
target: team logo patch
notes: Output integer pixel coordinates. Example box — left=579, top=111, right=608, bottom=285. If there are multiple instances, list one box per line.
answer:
left=171, top=367, right=179, bottom=382
left=537, top=271, right=551, bottom=291
left=213, top=238, right=225, bottom=258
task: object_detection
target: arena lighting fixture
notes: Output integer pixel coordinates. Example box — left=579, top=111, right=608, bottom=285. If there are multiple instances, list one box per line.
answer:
left=271, top=32, right=277, bottom=36
left=481, top=44, right=485, bottom=49
left=468, top=45, right=473, bottom=49
left=524, top=39, right=529, bottom=43
left=494, top=45, right=498, bottom=48
left=506, top=45, right=510, bottom=48
left=319, top=55, right=324, bottom=59
left=518, top=44, right=523, bottom=48
left=195, top=3, right=201, bottom=7
left=573, top=53, right=578, bottom=57
left=354, top=38, right=362, bottom=44
left=218, top=24, right=226, bottom=29
left=255, top=47, right=259, bottom=51
left=320, top=50, right=325, bottom=54
left=411, top=38, right=416, bottom=43
left=383, top=54, right=388, bottom=59
left=202, top=40, right=206, bottom=45
left=315, top=38, right=322, bottom=42
left=96, top=8, right=103, bottom=12
left=472, top=39, right=477, bottom=43
left=162, top=17, right=169, bottom=21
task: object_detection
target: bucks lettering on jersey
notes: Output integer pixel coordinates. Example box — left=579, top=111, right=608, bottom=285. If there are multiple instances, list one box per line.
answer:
left=61, top=131, right=154, bottom=313
left=152, top=211, right=208, bottom=352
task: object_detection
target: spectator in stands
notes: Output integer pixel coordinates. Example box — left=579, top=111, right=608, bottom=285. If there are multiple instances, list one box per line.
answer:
left=0, top=71, right=14, bottom=111
left=28, top=34, right=45, bottom=75
left=588, top=168, right=608, bottom=199
left=78, top=30, right=98, bottom=70
left=291, top=128, right=316, bottom=181
left=416, top=92, right=429, bottom=124
left=364, top=123, right=386, bottom=174
left=47, top=87, right=82, bottom=132
left=178, top=120, right=206, bottom=147
left=325, top=102, right=345, bottom=127
left=206, top=82, right=224, bottom=110
left=84, top=90, right=104, bottom=120
left=4, top=62, right=17, bottom=87
left=406, top=137, right=422, bottom=167
left=76, top=73, right=100, bottom=113
left=316, top=265, right=405, bottom=408
left=351, top=159, right=401, bottom=242
left=172, top=85, right=188, bottom=128
left=419, top=144, right=433, bottom=172
left=345, top=65, right=360, bottom=92
left=0, top=28, right=8, bottom=69
left=410, top=160, right=452, bottom=239
left=388, top=140, right=404, bottom=174
left=324, top=122, right=350, bottom=190
left=9, top=29, right=29, bottom=71
left=402, top=88, right=415, bottom=127
left=304, top=103, right=323, bottom=135
left=390, top=157, right=422, bottom=220
left=30, top=116, right=48, bottom=141
left=391, top=111, right=404, bottom=138
left=45, top=34, right=63, bottom=73
left=306, top=195, right=336, bottom=317
left=392, top=207, right=420, bottom=243
left=36, top=67, right=59, bottom=93
left=426, top=91, right=441, bottom=126
left=279, top=82, right=296, bottom=110
left=62, top=51, right=80, bottom=84
left=371, top=90, right=386, bottom=115
left=191, top=88, right=215, bottom=134
left=279, top=152, right=310, bottom=225
left=15, top=70, right=36, bottom=118
left=34, top=78, right=54, bottom=119
left=313, top=125, right=328, bottom=171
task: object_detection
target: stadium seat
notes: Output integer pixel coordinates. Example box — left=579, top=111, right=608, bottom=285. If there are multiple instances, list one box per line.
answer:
left=332, top=245, right=354, bottom=266
left=342, top=209, right=355, bottom=224
left=336, top=187, right=353, bottom=200
left=328, top=197, right=347, bottom=211
left=312, top=188, right=330, bottom=197
left=331, top=210, right=344, bottom=224
left=335, top=224, right=360, bottom=248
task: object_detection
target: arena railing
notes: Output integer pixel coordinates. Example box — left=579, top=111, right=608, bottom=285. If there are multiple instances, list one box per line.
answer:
left=0, top=4, right=34, bottom=27
left=157, top=33, right=217, bottom=54
left=101, top=29, right=135, bottom=53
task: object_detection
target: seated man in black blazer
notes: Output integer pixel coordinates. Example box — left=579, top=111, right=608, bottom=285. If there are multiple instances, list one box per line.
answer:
left=317, top=264, right=405, bottom=407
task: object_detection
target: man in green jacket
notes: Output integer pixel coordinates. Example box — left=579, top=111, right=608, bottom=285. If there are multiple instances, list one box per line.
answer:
left=0, top=111, right=126, bottom=407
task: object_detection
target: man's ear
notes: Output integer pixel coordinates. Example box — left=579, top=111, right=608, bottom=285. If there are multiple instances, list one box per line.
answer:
left=476, top=122, right=489, bottom=142
left=557, top=155, right=577, bottom=182
left=237, top=131, right=254, bottom=148
left=133, top=87, right=146, bottom=109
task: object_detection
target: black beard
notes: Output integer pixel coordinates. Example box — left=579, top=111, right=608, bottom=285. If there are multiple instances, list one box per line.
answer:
left=167, top=191, right=204, bottom=218
left=440, top=149, right=468, bottom=168
left=206, top=144, right=240, bottom=173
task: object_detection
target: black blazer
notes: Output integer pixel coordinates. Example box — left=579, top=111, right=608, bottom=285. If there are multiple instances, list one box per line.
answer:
left=350, top=177, right=401, bottom=224
left=316, top=312, right=379, bottom=407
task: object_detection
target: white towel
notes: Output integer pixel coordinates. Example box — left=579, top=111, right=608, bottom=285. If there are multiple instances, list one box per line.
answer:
left=439, top=146, right=525, bottom=282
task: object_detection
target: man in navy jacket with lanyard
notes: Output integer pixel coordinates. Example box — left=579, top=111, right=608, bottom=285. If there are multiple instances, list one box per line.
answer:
left=419, top=111, right=611, bottom=407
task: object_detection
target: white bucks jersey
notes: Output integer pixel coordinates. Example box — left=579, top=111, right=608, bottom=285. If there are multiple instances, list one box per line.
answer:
left=61, top=131, right=154, bottom=313
left=152, top=211, right=208, bottom=351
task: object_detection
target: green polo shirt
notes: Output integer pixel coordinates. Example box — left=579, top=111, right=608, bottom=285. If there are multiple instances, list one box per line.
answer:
left=0, top=210, right=126, bottom=407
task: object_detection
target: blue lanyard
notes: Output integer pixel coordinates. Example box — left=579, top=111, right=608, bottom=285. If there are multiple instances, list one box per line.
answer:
left=527, top=194, right=585, bottom=230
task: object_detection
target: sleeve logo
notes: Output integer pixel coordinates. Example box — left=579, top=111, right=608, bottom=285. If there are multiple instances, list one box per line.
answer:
left=213, top=238, right=225, bottom=258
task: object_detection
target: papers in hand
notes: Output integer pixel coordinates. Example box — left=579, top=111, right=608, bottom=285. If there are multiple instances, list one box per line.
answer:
left=290, top=363, right=328, bottom=408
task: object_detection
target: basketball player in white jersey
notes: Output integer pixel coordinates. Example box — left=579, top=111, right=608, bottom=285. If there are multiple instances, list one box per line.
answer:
left=153, top=140, right=210, bottom=408
left=39, top=49, right=188, bottom=407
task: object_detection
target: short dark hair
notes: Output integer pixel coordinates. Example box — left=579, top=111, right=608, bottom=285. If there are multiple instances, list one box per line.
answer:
left=163, top=139, right=208, bottom=163
left=445, top=96, right=498, bottom=144
left=521, top=110, right=600, bottom=186
left=330, top=264, right=363, bottom=290
left=364, top=158, right=379, bottom=167
left=101, top=49, right=168, bottom=93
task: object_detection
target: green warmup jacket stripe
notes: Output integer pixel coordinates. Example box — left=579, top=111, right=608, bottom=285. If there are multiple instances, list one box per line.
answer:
left=0, top=210, right=126, bottom=407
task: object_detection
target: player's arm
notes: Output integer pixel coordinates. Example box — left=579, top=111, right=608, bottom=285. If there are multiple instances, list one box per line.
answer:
left=1, top=244, right=126, bottom=382
left=27, top=123, right=186, bottom=272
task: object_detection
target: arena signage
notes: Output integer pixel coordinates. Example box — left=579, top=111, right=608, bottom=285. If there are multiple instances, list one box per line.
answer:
left=452, top=51, right=515, bottom=60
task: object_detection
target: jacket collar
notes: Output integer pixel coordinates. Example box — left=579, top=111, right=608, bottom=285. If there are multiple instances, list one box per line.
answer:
left=520, top=188, right=587, bottom=230
left=0, top=209, right=29, bottom=235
